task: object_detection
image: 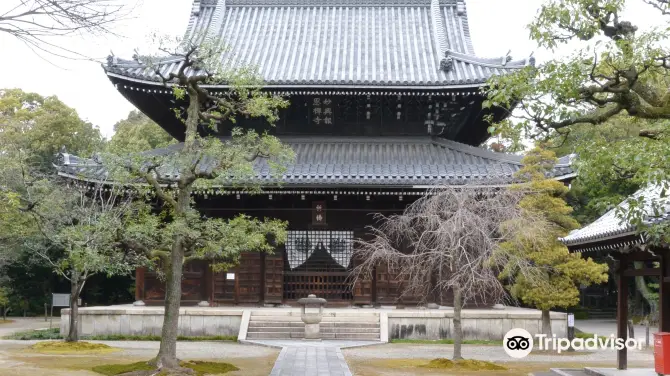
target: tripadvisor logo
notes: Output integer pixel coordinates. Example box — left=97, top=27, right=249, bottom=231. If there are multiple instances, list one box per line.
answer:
left=503, top=328, right=644, bottom=358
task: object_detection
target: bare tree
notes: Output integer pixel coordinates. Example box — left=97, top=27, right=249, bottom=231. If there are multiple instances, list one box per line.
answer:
left=0, top=0, right=133, bottom=59
left=352, top=185, right=547, bottom=360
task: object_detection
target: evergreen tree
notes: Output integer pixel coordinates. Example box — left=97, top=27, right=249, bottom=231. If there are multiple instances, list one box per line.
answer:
left=498, top=148, right=609, bottom=335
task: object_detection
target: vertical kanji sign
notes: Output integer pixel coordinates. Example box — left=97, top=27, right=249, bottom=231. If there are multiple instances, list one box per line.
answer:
left=312, top=97, right=333, bottom=125
left=312, top=201, right=326, bottom=225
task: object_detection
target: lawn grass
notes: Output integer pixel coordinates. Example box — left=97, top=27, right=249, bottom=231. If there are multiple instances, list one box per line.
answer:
left=5, top=328, right=61, bottom=340
left=3, top=328, right=236, bottom=342
left=390, top=338, right=503, bottom=345
left=92, top=360, right=239, bottom=375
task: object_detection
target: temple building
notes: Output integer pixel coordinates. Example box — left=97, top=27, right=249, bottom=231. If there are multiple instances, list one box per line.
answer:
left=55, top=0, right=574, bottom=306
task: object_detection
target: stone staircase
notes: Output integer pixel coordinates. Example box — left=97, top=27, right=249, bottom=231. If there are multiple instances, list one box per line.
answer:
left=246, top=310, right=381, bottom=340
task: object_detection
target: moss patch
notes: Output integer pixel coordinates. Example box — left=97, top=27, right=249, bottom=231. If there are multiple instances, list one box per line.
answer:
left=92, top=361, right=154, bottom=376
left=181, top=360, right=239, bottom=375
left=92, top=360, right=239, bottom=376
left=29, top=341, right=118, bottom=354
left=421, top=358, right=507, bottom=371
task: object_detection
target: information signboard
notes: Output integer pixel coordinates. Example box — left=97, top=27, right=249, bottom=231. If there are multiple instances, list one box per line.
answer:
left=52, top=293, right=70, bottom=307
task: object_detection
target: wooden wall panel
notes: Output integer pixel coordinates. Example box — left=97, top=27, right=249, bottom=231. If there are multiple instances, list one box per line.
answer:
left=213, top=271, right=236, bottom=304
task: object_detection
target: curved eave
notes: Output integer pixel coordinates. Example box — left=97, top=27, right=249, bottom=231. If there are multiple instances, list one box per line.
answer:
left=105, top=71, right=491, bottom=91
left=563, top=233, right=645, bottom=254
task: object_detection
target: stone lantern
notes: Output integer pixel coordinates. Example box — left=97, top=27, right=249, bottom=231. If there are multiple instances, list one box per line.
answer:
left=296, top=294, right=327, bottom=340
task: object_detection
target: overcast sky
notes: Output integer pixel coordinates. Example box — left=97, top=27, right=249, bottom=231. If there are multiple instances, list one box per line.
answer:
left=0, top=0, right=664, bottom=139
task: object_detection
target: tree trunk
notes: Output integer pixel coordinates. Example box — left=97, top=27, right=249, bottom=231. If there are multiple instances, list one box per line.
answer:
left=452, top=286, right=463, bottom=360
left=541, top=309, right=552, bottom=336
left=66, top=280, right=81, bottom=342
left=154, top=186, right=192, bottom=370
left=154, top=238, right=185, bottom=369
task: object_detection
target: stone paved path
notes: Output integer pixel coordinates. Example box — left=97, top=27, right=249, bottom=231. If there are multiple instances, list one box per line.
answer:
left=269, top=346, right=351, bottom=376
left=247, top=340, right=379, bottom=376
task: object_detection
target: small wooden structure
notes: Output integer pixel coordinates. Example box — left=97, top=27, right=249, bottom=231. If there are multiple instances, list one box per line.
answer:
left=561, top=184, right=670, bottom=370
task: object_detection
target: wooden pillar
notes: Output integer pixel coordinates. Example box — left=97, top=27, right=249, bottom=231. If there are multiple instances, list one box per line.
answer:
left=135, top=268, right=145, bottom=302
left=660, top=249, right=670, bottom=333
left=616, top=254, right=629, bottom=370
left=204, top=262, right=214, bottom=304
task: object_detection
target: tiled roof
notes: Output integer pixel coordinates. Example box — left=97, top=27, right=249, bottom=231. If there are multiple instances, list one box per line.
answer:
left=560, top=184, right=670, bottom=247
left=54, top=137, right=574, bottom=187
left=104, top=0, right=533, bottom=88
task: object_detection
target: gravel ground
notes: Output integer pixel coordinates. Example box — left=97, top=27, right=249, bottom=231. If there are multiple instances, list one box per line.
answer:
left=0, top=318, right=53, bottom=337
left=0, top=340, right=279, bottom=376
left=342, top=343, right=655, bottom=364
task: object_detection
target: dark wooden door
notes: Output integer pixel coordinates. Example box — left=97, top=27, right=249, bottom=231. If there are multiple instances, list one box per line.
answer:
left=264, top=254, right=284, bottom=304
left=236, top=253, right=262, bottom=303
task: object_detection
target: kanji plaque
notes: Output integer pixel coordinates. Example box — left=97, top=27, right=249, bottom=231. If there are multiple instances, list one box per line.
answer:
left=312, top=201, right=326, bottom=225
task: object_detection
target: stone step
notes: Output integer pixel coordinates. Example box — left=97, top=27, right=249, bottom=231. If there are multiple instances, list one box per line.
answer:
left=248, top=322, right=380, bottom=329
left=247, top=326, right=380, bottom=334
left=249, top=316, right=378, bottom=323
left=246, top=332, right=380, bottom=340
left=250, top=311, right=380, bottom=317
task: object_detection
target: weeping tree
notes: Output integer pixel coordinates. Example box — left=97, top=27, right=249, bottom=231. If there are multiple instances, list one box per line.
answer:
left=103, top=34, right=294, bottom=373
left=352, top=185, right=548, bottom=360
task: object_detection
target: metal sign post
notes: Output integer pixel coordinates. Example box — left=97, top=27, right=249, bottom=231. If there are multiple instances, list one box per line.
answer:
left=50, top=293, right=71, bottom=329
left=567, top=313, right=575, bottom=352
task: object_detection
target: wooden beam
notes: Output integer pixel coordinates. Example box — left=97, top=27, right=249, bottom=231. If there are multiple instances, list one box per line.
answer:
left=622, top=268, right=661, bottom=277
left=617, top=255, right=629, bottom=370
left=610, top=251, right=660, bottom=262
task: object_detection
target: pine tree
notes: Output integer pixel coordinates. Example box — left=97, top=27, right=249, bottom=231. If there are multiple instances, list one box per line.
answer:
left=499, top=148, right=609, bottom=335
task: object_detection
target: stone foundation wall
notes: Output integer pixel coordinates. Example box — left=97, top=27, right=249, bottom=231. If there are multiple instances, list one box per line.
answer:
left=387, top=311, right=567, bottom=340
left=61, top=307, right=242, bottom=337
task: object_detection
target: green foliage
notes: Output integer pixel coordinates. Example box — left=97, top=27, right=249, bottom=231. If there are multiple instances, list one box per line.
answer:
left=107, top=111, right=175, bottom=154
left=498, top=148, right=609, bottom=311
left=0, top=287, right=8, bottom=308
left=0, top=142, right=152, bottom=340
left=104, top=35, right=294, bottom=273
left=483, top=0, right=670, bottom=237
left=0, top=88, right=104, bottom=168
left=4, top=328, right=61, bottom=340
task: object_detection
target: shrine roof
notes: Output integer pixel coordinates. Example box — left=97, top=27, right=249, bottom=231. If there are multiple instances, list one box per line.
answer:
left=54, top=136, right=573, bottom=188
left=104, top=0, right=532, bottom=89
left=560, top=184, right=670, bottom=251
